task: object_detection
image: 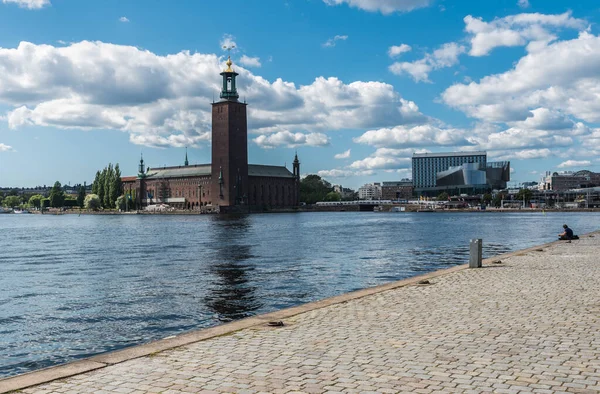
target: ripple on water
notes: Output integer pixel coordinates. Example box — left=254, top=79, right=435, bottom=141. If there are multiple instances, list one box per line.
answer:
left=0, top=211, right=599, bottom=378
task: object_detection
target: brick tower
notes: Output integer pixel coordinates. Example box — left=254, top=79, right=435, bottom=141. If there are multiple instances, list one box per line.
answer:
left=211, top=56, right=248, bottom=209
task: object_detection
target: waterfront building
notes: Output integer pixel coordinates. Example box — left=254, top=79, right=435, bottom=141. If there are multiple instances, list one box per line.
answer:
left=122, top=57, right=300, bottom=212
left=333, top=185, right=355, bottom=200
left=538, top=170, right=600, bottom=191
left=358, top=183, right=381, bottom=200
left=412, top=151, right=509, bottom=196
left=381, top=180, right=413, bottom=200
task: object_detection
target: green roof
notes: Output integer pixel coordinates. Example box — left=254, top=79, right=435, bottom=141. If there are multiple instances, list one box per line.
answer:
left=139, top=164, right=294, bottom=179
left=145, top=164, right=211, bottom=179
left=248, top=164, right=294, bottom=178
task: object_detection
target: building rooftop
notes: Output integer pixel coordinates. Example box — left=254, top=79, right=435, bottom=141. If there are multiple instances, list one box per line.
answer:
left=123, top=164, right=294, bottom=180
left=413, top=151, right=487, bottom=158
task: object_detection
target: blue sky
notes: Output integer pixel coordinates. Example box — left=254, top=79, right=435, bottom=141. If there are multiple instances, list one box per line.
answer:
left=0, top=0, right=599, bottom=189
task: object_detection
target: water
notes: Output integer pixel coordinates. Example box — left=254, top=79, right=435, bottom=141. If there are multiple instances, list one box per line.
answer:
left=0, top=211, right=598, bottom=378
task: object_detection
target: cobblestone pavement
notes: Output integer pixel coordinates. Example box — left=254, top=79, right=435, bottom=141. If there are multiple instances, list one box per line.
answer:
left=20, top=236, right=600, bottom=393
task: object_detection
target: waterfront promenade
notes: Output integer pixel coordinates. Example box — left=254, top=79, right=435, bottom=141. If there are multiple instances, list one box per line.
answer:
left=3, top=232, right=600, bottom=393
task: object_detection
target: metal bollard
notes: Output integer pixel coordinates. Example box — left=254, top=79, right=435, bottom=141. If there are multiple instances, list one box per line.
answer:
left=469, top=239, right=482, bottom=268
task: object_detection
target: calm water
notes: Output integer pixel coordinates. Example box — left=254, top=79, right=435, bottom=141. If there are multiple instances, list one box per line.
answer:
left=1, top=211, right=598, bottom=377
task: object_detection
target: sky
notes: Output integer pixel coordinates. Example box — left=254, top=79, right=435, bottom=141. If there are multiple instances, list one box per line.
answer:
left=0, top=0, right=600, bottom=189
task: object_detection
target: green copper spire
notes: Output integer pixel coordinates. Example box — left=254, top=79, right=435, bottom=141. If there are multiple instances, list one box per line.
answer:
left=184, top=147, right=189, bottom=166
left=220, top=56, right=239, bottom=101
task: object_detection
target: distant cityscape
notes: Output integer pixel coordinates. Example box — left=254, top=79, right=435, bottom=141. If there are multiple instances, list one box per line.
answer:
left=2, top=150, right=600, bottom=209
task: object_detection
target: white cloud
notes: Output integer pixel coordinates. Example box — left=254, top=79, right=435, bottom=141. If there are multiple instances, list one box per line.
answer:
left=517, top=0, right=530, bottom=9
left=0, top=41, right=426, bottom=148
left=389, top=42, right=465, bottom=82
left=323, top=0, right=431, bottom=14
left=334, top=149, right=351, bottom=159
left=388, top=44, right=411, bottom=58
left=119, top=16, right=130, bottom=23
left=317, top=169, right=374, bottom=178
left=442, top=32, right=600, bottom=125
left=0, top=143, right=14, bottom=152
left=220, top=34, right=237, bottom=50
left=323, top=35, right=348, bottom=48
left=464, top=12, right=586, bottom=57
left=491, top=148, right=552, bottom=161
left=557, top=160, right=591, bottom=168
left=239, top=55, right=261, bottom=68
left=253, top=131, right=329, bottom=148
left=2, top=0, right=49, bottom=9
left=355, top=124, right=469, bottom=148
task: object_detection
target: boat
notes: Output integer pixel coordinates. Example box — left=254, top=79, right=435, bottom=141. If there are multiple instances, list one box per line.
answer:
left=390, top=206, right=405, bottom=212
left=13, top=209, right=31, bottom=214
left=416, top=207, right=435, bottom=212
left=0, top=207, right=13, bottom=214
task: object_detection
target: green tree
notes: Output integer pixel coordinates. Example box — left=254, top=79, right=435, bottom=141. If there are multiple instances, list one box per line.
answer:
left=98, top=168, right=106, bottom=208
left=77, top=185, right=86, bottom=208
left=324, top=191, right=341, bottom=202
left=49, top=181, right=65, bottom=208
left=492, top=193, right=505, bottom=208
left=3, top=195, right=20, bottom=208
left=516, top=188, right=533, bottom=204
left=437, top=192, right=449, bottom=201
left=110, top=163, right=122, bottom=207
left=84, top=194, right=101, bottom=210
left=28, top=194, right=44, bottom=209
left=104, top=163, right=113, bottom=208
left=300, top=175, right=333, bottom=204
left=116, top=195, right=126, bottom=211
left=92, top=171, right=100, bottom=195
left=483, top=193, right=493, bottom=205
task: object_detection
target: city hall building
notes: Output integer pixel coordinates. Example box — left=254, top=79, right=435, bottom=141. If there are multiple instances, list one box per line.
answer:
left=122, top=57, right=300, bottom=212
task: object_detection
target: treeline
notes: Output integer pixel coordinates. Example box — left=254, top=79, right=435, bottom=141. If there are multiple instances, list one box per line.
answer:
left=1, top=181, right=86, bottom=209
left=300, top=175, right=345, bottom=204
left=92, top=163, right=122, bottom=209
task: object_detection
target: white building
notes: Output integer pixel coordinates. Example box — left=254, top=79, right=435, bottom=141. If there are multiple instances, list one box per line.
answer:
left=358, top=183, right=381, bottom=200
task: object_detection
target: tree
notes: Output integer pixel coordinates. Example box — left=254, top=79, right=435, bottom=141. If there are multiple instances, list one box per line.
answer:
left=516, top=188, right=533, bottom=204
left=324, top=191, right=341, bottom=202
left=98, top=168, right=106, bottom=208
left=492, top=193, right=505, bottom=208
left=110, top=163, right=122, bottom=207
left=92, top=171, right=100, bottom=195
left=104, top=163, right=113, bottom=208
left=28, top=194, right=44, bottom=209
left=3, top=195, right=20, bottom=208
left=483, top=193, right=492, bottom=205
left=300, top=175, right=333, bottom=204
left=437, top=192, right=449, bottom=201
left=49, top=181, right=65, bottom=208
left=116, top=195, right=126, bottom=211
left=84, top=194, right=101, bottom=210
left=77, top=185, right=86, bottom=208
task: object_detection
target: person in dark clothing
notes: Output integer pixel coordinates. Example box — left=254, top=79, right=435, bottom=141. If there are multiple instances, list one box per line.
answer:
left=558, top=224, right=574, bottom=241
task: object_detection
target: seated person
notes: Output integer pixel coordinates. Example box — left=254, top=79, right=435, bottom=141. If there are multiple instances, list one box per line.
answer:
left=558, top=224, right=575, bottom=240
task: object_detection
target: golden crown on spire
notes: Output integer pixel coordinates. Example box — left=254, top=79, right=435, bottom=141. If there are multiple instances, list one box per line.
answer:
left=225, top=56, right=234, bottom=72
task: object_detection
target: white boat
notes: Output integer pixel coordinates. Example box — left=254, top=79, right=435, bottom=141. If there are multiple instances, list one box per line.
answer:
left=390, top=206, right=406, bottom=212
left=13, top=209, right=30, bottom=214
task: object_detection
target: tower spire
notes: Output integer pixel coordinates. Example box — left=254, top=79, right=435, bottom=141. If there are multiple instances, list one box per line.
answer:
left=220, top=47, right=239, bottom=101
left=184, top=147, right=189, bottom=166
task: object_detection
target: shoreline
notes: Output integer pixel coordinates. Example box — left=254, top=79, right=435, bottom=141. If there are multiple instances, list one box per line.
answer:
left=2, top=230, right=598, bottom=393
left=22, top=207, right=600, bottom=215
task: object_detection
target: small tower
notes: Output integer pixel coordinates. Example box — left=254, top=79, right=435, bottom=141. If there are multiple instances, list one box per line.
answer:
left=138, top=153, right=146, bottom=178
left=293, top=151, right=300, bottom=181
left=184, top=147, right=189, bottom=166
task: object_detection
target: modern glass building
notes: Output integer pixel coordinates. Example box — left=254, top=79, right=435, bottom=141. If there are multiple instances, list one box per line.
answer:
left=412, top=152, right=487, bottom=189
left=412, top=151, right=509, bottom=196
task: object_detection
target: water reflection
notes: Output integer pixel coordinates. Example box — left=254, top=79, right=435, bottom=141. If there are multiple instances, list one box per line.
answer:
left=205, top=215, right=261, bottom=321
